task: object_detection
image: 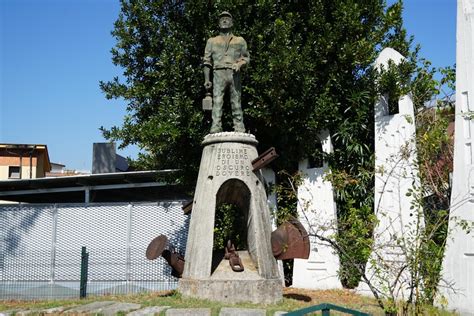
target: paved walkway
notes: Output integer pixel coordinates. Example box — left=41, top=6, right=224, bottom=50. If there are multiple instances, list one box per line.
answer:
left=0, top=301, right=289, bottom=316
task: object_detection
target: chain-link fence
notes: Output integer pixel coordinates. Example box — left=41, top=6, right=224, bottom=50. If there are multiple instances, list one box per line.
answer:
left=0, top=201, right=189, bottom=300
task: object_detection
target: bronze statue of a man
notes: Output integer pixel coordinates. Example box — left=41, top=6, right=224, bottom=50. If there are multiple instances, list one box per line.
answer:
left=203, top=11, right=250, bottom=133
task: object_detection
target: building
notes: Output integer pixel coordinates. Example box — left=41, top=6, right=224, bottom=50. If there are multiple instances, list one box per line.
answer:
left=0, top=144, right=51, bottom=180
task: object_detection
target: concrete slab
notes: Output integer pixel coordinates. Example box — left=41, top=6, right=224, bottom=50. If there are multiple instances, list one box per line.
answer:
left=0, top=310, right=25, bottom=316
left=96, top=302, right=142, bottom=315
left=42, top=306, right=67, bottom=314
left=179, top=277, right=282, bottom=304
left=165, top=308, right=211, bottom=316
left=219, top=307, right=265, bottom=315
left=65, top=301, right=116, bottom=313
left=127, top=306, right=170, bottom=316
left=16, top=309, right=43, bottom=316
left=2, top=312, right=17, bottom=316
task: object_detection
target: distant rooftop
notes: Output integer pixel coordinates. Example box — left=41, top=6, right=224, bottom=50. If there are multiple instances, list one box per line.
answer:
left=0, top=169, right=187, bottom=203
left=0, top=143, right=51, bottom=172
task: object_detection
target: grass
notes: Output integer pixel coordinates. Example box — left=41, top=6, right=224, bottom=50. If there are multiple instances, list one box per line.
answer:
left=0, top=288, right=456, bottom=316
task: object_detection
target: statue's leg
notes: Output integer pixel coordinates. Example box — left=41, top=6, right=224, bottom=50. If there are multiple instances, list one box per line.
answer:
left=211, top=70, right=225, bottom=133
left=230, top=72, right=245, bottom=133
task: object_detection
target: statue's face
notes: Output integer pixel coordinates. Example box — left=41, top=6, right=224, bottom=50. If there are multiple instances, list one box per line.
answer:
left=219, top=16, right=233, bottom=30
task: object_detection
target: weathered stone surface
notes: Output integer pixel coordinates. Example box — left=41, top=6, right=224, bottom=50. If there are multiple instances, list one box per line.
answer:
left=16, top=309, right=46, bottom=316
left=65, top=301, right=116, bottom=313
left=42, top=306, right=67, bottom=314
left=0, top=310, right=22, bottom=316
left=165, top=308, right=211, bottom=316
left=179, top=278, right=282, bottom=304
left=219, top=307, right=265, bottom=316
left=127, top=306, right=170, bottom=316
left=96, top=302, right=142, bottom=315
left=6, top=309, right=33, bottom=316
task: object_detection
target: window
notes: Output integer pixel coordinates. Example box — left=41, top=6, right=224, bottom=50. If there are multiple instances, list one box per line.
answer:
left=307, top=142, right=324, bottom=169
left=8, top=166, right=21, bottom=179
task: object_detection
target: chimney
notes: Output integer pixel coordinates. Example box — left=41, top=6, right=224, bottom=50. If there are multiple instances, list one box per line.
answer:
left=92, top=143, right=116, bottom=174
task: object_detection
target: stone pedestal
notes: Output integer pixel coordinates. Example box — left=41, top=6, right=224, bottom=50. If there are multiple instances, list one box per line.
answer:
left=178, top=132, right=282, bottom=304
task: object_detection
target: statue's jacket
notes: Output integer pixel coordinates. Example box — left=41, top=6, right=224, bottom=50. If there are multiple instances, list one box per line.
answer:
left=203, top=34, right=249, bottom=70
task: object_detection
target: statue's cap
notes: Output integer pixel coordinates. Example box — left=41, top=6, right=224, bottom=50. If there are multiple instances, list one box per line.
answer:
left=219, top=11, right=232, bottom=19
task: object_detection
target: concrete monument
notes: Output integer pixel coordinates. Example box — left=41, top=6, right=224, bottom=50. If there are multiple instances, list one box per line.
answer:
left=178, top=133, right=282, bottom=303
left=357, top=47, right=423, bottom=299
left=439, top=1, right=474, bottom=314
left=292, top=130, right=342, bottom=290
left=203, top=12, right=249, bottom=134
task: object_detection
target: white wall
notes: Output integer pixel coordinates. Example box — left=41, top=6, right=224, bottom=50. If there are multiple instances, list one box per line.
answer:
left=439, top=1, right=474, bottom=314
left=292, top=130, right=341, bottom=289
left=357, top=48, right=422, bottom=299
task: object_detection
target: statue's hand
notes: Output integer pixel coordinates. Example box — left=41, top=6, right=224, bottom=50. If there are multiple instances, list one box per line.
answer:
left=232, top=63, right=241, bottom=72
left=204, top=81, right=212, bottom=90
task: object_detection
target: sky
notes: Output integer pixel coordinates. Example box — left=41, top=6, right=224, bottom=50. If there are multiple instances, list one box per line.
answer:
left=0, top=0, right=456, bottom=172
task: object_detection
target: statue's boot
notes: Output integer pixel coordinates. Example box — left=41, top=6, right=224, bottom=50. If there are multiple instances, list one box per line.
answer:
left=210, top=126, right=223, bottom=133
left=233, top=125, right=245, bottom=133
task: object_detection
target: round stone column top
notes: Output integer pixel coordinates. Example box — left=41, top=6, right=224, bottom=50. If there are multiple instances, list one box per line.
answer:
left=202, top=132, right=258, bottom=146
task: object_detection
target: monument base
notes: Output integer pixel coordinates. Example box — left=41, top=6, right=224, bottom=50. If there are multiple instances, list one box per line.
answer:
left=179, top=249, right=282, bottom=303
left=178, top=278, right=282, bottom=304
left=180, top=132, right=282, bottom=304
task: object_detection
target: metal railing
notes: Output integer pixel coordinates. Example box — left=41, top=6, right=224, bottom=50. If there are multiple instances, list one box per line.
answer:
left=287, top=303, right=370, bottom=316
left=0, top=247, right=179, bottom=300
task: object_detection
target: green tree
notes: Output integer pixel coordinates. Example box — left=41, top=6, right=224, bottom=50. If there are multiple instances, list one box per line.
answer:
left=101, top=0, right=418, bottom=287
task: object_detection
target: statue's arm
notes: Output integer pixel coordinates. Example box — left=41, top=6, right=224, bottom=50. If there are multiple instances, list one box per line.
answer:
left=233, top=38, right=249, bottom=72
left=239, top=38, right=250, bottom=67
left=204, top=67, right=212, bottom=89
left=203, top=38, right=213, bottom=88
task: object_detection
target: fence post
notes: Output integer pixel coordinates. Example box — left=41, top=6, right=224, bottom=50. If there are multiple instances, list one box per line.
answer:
left=80, top=246, right=89, bottom=298
left=50, top=204, right=58, bottom=283
left=126, top=203, right=133, bottom=285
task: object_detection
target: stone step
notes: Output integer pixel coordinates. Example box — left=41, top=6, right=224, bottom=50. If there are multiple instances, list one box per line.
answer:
left=65, top=301, right=117, bottom=313
left=64, top=301, right=141, bottom=315
left=219, top=307, right=266, bottom=315
left=165, top=308, right=211, bottom=316
left=127, top=306, right=170, bottom=316
left=1, top=303, right=289, bottom=316
left=94, top=302, right=142, bottom=316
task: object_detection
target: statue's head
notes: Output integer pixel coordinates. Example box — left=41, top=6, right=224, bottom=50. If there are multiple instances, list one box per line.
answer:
left=218, top=11, right=233, bottom=30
